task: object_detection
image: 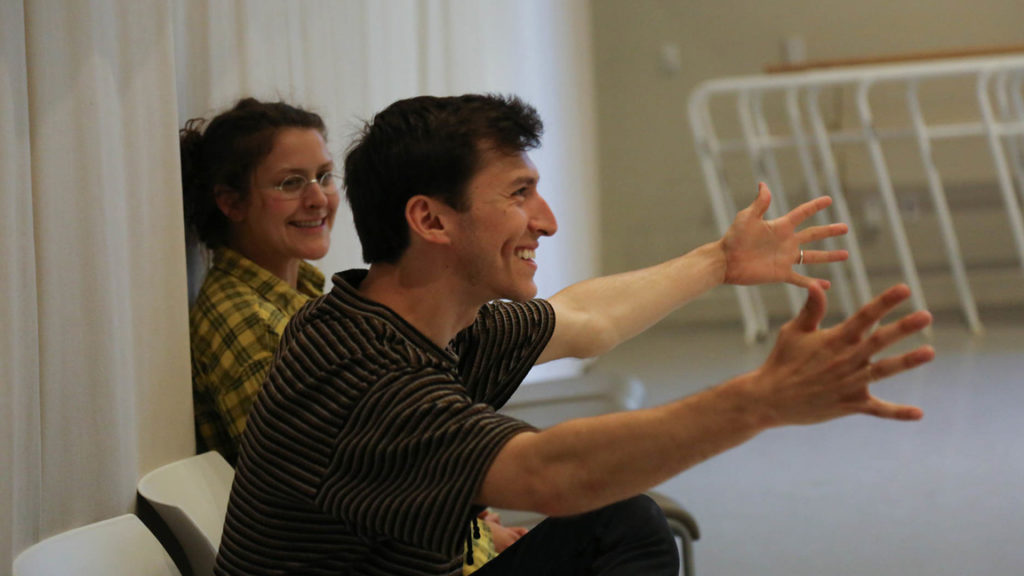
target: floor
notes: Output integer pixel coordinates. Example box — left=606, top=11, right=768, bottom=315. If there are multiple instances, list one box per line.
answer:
left=588, top=310, right=1024, bottom=576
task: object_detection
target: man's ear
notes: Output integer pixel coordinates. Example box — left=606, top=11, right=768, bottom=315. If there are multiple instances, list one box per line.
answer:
left=214, top=186, right=247, bottom=222
left=406, top=195, right=452, bottom=246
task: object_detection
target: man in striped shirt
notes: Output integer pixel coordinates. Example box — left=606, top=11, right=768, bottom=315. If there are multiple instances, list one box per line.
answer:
left=215, top=94, right=935, bottom=576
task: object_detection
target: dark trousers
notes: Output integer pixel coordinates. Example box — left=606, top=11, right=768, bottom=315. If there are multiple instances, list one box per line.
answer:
left=474, top=494, right=679, bottom=576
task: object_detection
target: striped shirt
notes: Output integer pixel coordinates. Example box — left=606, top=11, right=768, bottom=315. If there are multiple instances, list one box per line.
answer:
left=215, top=269, right=555, bottom=576
left=190, top=247, right=325, bottom=464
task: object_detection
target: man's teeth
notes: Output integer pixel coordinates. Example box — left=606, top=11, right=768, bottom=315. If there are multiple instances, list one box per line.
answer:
left=293, top=219, right=323, bottom=228
left=516, top=249, right=536, bottom=260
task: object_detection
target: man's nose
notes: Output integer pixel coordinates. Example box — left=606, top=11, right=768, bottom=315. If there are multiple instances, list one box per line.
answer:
left=530, top=194, right=558, bottom=237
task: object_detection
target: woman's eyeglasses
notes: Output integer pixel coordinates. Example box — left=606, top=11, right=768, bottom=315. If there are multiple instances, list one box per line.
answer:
left=265, top=172, right=339, bottom=197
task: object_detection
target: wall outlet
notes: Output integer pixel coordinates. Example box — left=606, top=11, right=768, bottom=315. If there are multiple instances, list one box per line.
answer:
left=860, top=197, right=883, bottom=243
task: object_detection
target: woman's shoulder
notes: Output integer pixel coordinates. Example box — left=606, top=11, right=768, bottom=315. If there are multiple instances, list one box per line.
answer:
left=296, top=260, right=326, bottom=297
left=192, top=265, right=264, bottom=312
left=189, top=268, right=277, bottom=340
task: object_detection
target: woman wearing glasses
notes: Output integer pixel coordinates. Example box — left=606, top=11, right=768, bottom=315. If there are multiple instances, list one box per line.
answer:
left=180, top=98, right=338, bottom=465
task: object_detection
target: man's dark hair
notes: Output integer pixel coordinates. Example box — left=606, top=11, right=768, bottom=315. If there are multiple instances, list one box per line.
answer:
left=343, top=93, right=543, bottom=264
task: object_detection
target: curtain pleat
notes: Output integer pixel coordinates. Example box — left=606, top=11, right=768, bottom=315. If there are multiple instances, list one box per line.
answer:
left=1, top=0, right=43, bottom=569
left=3, top=0, right=596, bottom=567
left=19, top=0, right=193, bottom=555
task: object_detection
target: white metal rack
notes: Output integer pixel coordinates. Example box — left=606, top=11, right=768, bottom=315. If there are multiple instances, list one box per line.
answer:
left=689, top=54, right=1024, bottom=342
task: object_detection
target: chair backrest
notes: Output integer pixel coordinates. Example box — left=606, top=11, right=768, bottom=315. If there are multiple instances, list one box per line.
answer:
left=137, top=451, right=235, bottom=576
left=12, top=514, right=181, bottom=576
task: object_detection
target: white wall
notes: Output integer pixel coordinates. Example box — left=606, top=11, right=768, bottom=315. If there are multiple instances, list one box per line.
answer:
left=591, top=0, right=1024, bottom=326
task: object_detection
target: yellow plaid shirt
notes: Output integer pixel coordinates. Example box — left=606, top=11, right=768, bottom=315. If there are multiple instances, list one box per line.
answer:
left=463, top=519, right=498, bottom=574
left=189, top=247, right=324, bottom=464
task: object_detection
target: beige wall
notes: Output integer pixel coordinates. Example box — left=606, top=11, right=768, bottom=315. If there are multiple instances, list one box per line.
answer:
left=591, top=0, right=1024, bottom=326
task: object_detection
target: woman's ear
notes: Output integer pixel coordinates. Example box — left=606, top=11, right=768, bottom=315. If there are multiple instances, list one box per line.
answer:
left=214, top=186, right=247, bottom=222
left=406, top=195, right=452, bottom=246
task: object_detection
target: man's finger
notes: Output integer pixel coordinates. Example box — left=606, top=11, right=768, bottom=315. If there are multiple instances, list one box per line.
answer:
left=859, top=396, right=925, bottom=421
left=785, top=195, right=832, bottom=228
left=793, top=283, right=827, bottom=331
left=836, top=284, right=912, bottom=343
left=749, top=182, right=772, bottom=218
left=795, top=223, right=848, bottom=244
left=795, top=249, right=850, bottom=266
left=786, top=272, right=832, bottom=291
left=866, top=344, right=936, bottom=381
left=856, top=311, right=933, bottom=361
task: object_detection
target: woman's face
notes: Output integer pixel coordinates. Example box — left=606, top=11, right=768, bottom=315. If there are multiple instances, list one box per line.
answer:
left=229, top=127, right=339, bottom=281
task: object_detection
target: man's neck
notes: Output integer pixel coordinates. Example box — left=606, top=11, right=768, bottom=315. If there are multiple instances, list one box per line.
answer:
left=358, top=261, right=483, bottom=349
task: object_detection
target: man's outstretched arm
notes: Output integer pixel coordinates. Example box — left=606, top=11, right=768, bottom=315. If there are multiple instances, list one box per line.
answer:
left=538, top=183, right=849, bottom=363
left=481, top=283, right=934, bottom=517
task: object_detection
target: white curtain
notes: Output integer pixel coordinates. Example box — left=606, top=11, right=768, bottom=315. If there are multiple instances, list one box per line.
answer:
left=2, top=0, right=197, bottom=568
left=2, top=0, right=42, bottom=565
left=1, top=0, right=597, bottom=568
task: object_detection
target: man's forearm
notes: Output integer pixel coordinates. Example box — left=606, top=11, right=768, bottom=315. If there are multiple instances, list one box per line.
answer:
left=540, top=241, right=727, bottom=362
left=481, top=372, right=767, bottom=516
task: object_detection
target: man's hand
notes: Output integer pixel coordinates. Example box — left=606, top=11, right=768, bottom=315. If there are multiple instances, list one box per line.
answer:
left=748, top=283, right=935, bottom=427
left=720, top=182, right=849, bottom=289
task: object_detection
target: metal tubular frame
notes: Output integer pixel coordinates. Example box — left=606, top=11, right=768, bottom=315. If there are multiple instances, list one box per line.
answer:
left=784, top=88, right=856, bottom=318
left=689, top=55, right=1024, bottom=341
left=805, top=86, right=874, bottom=310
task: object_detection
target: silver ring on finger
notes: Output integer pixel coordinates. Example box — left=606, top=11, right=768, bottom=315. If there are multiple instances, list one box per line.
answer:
left=797, top=249, right=804, bottom=266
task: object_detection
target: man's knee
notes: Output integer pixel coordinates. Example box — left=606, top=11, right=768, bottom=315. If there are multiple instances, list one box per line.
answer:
left=590, top=494, right=679, bottom=575
left=596, top=494, right=675, bottom=545
left=607, top=494, right=668, bottom=527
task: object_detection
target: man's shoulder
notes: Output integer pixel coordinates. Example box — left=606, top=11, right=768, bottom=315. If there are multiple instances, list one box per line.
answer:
left=285, top=293, right=449, bottom=372
left=470, top=298, right=554, bottom=330
left=452, top=298, right=555, bottom=382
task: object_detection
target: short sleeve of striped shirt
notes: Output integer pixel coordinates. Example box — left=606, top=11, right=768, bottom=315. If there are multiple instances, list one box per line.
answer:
left=453, top=298, right=556, bottom=407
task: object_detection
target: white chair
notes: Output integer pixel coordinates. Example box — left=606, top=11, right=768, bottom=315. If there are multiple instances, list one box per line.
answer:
left=137, top=451, right=235, bottom=576
left=12, top=513, right=181, bottom=576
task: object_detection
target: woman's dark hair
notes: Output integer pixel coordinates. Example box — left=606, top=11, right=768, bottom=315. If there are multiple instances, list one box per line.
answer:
left=343, top=93, right=543, bottom=264
left=180, top=98, right=327, bottom=248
